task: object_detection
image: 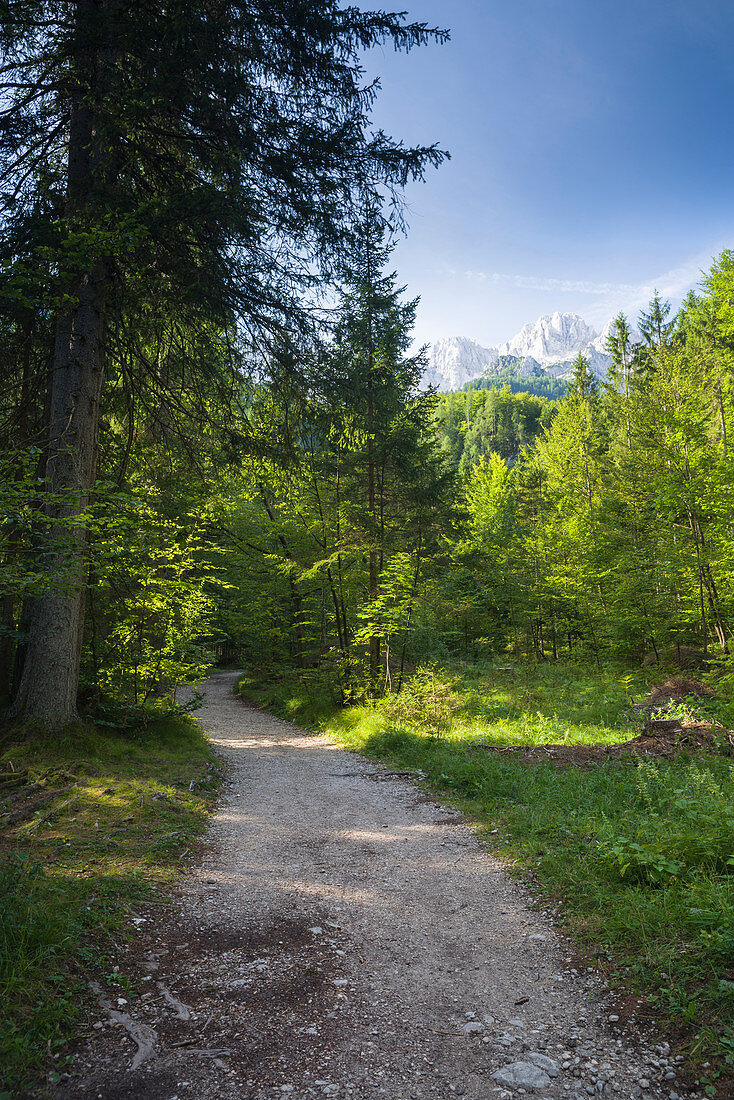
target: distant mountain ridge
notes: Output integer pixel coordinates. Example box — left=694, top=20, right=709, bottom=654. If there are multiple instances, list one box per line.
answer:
left=423, top=311, right=613, bottom=392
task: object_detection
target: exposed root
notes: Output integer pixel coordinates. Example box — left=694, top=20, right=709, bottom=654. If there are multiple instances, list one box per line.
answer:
left=157, top=981, right=193, bottom=1021
left=91, top=982, right=157, bottom=1072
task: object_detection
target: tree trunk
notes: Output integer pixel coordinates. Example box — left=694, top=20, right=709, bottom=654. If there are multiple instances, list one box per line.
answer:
left=365, top=243, right=379, bottom=689
left=0, top=594, right=15, bottom=699
left=367, top=440, right=379, bottom=683
left=716, top=379, right=728, bottom=456
left=9, top=1, right=110, bottom=727
left=1, top=312, right=36, bottom=697
left=258, top=484, right=305, bottom=667
left=550, top=601, right=558, bottom=660
left=9, top=264, right=107, bottom=727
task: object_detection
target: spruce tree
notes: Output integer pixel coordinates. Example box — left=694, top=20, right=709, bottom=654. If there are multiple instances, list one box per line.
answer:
left=605, top=313, right=636, bottom=395
left=568, top=352, right=598, bottom=400
left=326, top=205, right=439, bottom=688
left=1, top=1, right=448, bottom=727
left=635, top=291, right=674, bottom=381
left=638, top=291, right=674, bottom=349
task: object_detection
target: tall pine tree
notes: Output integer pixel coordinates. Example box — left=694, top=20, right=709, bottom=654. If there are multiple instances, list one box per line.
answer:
left=1, top=1, right=448, bottom=727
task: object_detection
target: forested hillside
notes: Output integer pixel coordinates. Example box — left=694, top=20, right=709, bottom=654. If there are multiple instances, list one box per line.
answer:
left=445, top=283, right=734, bottom=666
left=466, top=368, right=568, bottom=399
left=434, top=385, right=557, bottom=472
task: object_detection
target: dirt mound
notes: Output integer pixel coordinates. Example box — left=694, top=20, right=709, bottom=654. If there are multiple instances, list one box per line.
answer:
left=473, top=675, right=727, bottom=768
left=474, top=719, right=733, bottom=768
left=633, top=676, right=717, bottom=718
left=623, top=721, right=733, bottom=757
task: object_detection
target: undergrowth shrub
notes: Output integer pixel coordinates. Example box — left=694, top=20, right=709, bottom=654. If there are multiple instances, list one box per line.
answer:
left=600, top=762, right=734, bottom=884
left=381, top=666, right=462, bottom=738
left=0, top=852, right=83, bottom=1085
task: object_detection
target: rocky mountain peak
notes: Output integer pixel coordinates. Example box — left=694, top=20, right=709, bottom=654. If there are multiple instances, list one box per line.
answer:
left=423, top=312, right=611, bottom=392
left=497, top=312, right=599, bottom=365
left=421, top=336, right=499, bottom=391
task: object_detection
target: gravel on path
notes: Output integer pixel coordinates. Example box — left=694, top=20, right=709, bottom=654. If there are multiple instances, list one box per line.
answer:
left=58, top=671, right=693, bottom=1100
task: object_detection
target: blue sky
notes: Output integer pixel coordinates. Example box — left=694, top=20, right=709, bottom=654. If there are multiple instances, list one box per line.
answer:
left=364, top=0, right=734, bottom=347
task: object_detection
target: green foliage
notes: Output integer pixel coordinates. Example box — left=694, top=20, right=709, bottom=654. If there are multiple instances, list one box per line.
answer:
left=2, top=2, right=449, bottom=342
left=601, top=837, right=686, bottom=884
left=0, top=853, right=85, bottom=1093
left=605, top=312, right=638, bottom=393
left=212, top=216, right=456, bottom=694
left=237, top=666, right=340, bottom=728
left=0, top=854, right=68, bottom=984
left=639, top=291, right=674, bottom=353
left=465, top=372, right=568, bottom=399
left=567, top=352, right=599, bottom=400
left=427, top=275, right=734, bottom=667
left=687, top=903, right=734, bottom=959
left=0, top=446, right=98, bottom=607
left=381, top=666, right=462, bottom=738
left=600, top=764, right=734, bottom=883
left=5, top=16, right=734, bottom=1085
left=434, top=385, right=555, bottom=471
left=88, top=487, right=218, bottom=708
left=0, top=0, right=450, bottom=726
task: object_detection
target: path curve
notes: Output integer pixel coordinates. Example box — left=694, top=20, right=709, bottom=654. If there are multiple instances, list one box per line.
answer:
left=63, top=672, right=688, bottom=1100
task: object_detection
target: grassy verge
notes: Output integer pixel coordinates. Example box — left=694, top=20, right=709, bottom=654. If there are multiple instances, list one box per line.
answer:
left=240, top=659, right=734, bottom=1095
left=0, top=712, right=221, bottom=1095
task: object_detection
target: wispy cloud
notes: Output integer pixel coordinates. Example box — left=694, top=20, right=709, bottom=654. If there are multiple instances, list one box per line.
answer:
left=588, top=254, right=714, bottom=325
left=461, top=271, right=640, bottom=295
left=454, top=250, right=717, bottom=327
left=647, top=257, right=711, bottom=301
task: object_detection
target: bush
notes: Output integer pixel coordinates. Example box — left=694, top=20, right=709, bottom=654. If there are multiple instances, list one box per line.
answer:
left=381, top=666, right=462, bottom=738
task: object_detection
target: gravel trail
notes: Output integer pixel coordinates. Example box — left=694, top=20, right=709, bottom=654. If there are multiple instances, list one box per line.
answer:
left=61, top=671, right=690, bottom=1100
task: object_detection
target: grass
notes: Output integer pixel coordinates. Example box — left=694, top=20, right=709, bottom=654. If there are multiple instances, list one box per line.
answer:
left=0, top=711, right=221, bottom=1095
left=240, top=658, right=734, bottom=1095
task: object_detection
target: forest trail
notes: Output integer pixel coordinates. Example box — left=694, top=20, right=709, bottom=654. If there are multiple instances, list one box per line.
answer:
left=61, top=672, right=683, bottom=1100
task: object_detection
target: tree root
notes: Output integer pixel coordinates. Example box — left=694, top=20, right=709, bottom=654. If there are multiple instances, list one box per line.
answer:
left=2, top=783, right=76, bottom=827
left=0, top=769, right=29, bottom=791
left=91, top=983, right=157, bottom=1071
left=25, top=790, right=79, bottom=830
left=157, top=982, right=192, bottom=1021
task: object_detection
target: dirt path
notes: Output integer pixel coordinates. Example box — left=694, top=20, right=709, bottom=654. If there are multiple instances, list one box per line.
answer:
left=61, top=672, right=691, bottom=1100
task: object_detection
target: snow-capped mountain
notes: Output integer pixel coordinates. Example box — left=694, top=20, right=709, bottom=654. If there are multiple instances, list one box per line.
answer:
left=424, top=312, right=612, bottom=392
left=496, top=311, right=597, bottom=364
left=421, top=336, right=499, bottom=391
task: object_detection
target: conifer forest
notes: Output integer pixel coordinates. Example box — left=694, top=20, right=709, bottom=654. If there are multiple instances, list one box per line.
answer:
left=3, top=3, right=734, bottom=1096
